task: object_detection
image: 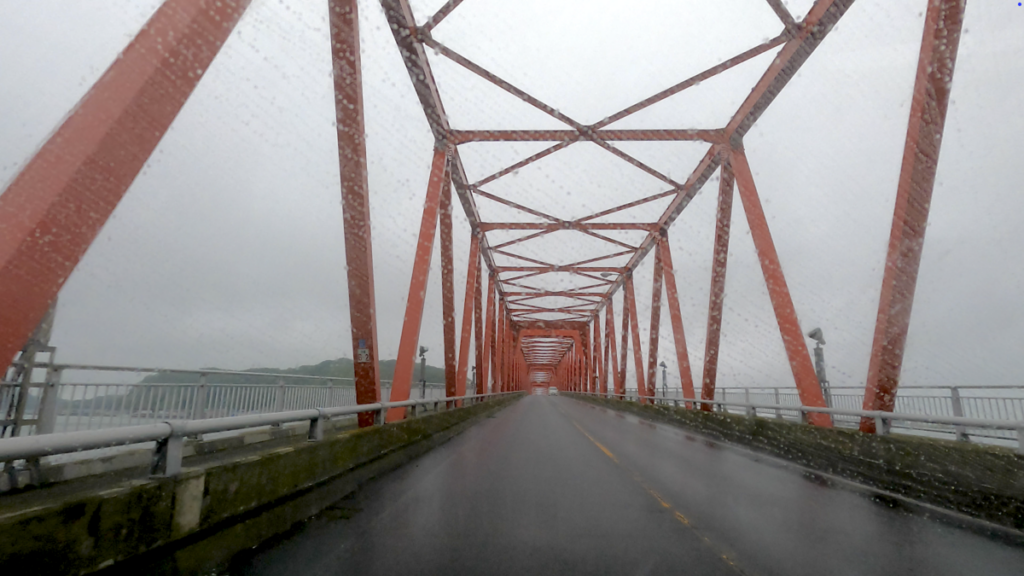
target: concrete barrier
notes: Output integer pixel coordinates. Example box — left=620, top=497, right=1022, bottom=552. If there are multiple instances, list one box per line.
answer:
left=571, top=394, right=1024, bottom=532
left=0, top=395, right=520, bottom=575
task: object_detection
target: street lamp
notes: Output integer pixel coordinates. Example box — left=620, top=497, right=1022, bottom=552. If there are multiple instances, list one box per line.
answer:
left=418, top=346, right=429, bottom=399
left=659, top=361, right=667, bottom=398
left=806, top=328, right=831, bottom=407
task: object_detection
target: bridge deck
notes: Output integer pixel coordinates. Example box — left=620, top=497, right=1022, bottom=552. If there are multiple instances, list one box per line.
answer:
left=228, top=396, right=1024, bottom=575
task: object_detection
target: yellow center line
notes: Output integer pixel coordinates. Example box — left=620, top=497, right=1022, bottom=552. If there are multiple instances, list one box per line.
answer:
left=571, top=421, right=618, bottom=463
left=567, top=413, right=750, bottom=576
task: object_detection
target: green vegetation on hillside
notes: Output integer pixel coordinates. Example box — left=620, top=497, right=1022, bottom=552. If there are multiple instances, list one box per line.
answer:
left=140, top=357, right=447, bottom=386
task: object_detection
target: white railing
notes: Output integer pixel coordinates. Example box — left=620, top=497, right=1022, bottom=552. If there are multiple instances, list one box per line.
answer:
left=0, top=391, right=520, bottom=477
left=642, top=385, right=1024, bottom=443
left=575, top=391, right=1024, bottom=454
left=1, top=363, right=450, bottom=437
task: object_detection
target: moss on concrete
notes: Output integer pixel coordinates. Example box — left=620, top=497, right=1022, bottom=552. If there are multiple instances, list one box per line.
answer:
left=571, top=394, right=1024, bottom=530
left=0, top=395, right=520, bottom=575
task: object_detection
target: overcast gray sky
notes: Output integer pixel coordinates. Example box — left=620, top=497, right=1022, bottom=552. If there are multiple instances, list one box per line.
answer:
left=1, top=0, right=1022, bottom=392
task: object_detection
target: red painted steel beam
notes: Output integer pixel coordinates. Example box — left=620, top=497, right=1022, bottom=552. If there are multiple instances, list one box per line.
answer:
left=420, top=34, right=693, bottom=194
left=504, top=292, right=607, bottom=298
left=450, top=129, right=725, bottom=144
left=474, top=254, right=486, bottom=395
left=646, top=245, right=664, bottom=399
left=591, top=35, right=788, bottom=130
left=455, top=236, right=480, bottom=402
left=619, top=294, right=629, bottom=396
left=625, top=277, right=647, bottom=402
left=606, top=302, right=620, bottom=396
left=725, top=0, right=855, bottom=144
left=732, top=149, right=831, bottom=427
left=497, top=266, right=624, bottom=273
left=764, top=0, right=797, bottom=29
left=517, top=321, right=589, bottom=332
left=508, top=300, right=602, bottom=309
left=472, top=189, right=562, bottom=224
left=331, top=0, right=382, bottom=427
left=491, top=250, right=558, bottom=268
left=581, top=326, right=592, bottom=392
left=421, top=0, right=466, bottom=33
left=599, top=146, right=724, bottom=310
left=563, top=250, right=637, bottom=267
left=659, top=237, right=697, bottom=405
left=701, top=160, right=735, bottom=410
left=579, top=231, right=641, bottom=252
left=386, top=148, right=447, bottom=422
left=484, top=274, right=496, bottom=393
left=379, top=0, right=505, bottom=296
left=472, top=139, right=577, bottom=188
left=506, top=310, right=516, bottom=391
left=480, top=223, right=654, bottom=232
left=440, top=172, right=458, bottom=400
left=861, top=0, right=965, bottom=429
left=0, top=0, right=251, bottom=377
left=592, top=0, right=855, bottom=320
left=576, top=191, right=677, bottom=224
left=491, top=229, right=556, bottom=250
left=594, top=315, right=603, bottom=394
left=509, top=307, right=598, bottom=315
left=496, top=300, right=506, bottom=391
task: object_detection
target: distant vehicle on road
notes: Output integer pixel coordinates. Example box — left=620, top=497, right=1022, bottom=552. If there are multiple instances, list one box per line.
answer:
left=548, top=387, right=558, bottom=396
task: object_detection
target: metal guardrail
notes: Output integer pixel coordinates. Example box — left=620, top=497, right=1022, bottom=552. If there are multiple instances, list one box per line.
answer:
left=643, top=385, right=1024, bottom=443
left=575, top=392, right=1024, bottom=455
left=1, top=362, right=449, bottom=436
left=0, top=391, right=520, bottom=477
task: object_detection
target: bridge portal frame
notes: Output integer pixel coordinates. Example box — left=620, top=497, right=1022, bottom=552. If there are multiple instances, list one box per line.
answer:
left=0, top=0, right=968, bottom=432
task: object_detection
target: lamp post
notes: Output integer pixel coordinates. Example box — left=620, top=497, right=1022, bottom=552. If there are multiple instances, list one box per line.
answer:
left=659, top=361, right=667, bottom=399
left=806, top=328, right=831, bottom=407
left=418, top=346, right=428, bottom=399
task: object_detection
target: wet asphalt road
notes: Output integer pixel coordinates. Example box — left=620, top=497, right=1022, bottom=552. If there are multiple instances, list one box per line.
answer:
left=228, top=395, right=1024, bottom=575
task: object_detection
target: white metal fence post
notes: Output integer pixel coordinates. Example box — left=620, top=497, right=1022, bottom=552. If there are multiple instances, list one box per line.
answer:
left=36, top=366, right=62, bottom=435
left=950, top=387, right=969, bottom=442
left=192, top=373, right=208, bottom=421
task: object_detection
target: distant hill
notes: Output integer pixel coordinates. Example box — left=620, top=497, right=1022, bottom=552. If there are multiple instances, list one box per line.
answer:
left=140, top=357, right=447, bottom=386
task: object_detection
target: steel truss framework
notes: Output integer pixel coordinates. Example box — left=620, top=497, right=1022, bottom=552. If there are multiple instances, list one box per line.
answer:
left=0, top=0, right=965, bottom=431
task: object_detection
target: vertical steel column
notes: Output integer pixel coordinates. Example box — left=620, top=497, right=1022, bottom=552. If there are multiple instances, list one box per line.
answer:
left=501, top=312, right=507, bottom=391
left=732, top=148, right=831, bottom=427
left=581, top=328, right=592, bottom=393
left=619, top=294, right=630, bottom=395
left=578, top=348, right=583, bottom=392
left=569, top=351, right=574, bottom=392
left=473, top=260, right=485, bottom=395
left=331, top=0, right=382, bottom=427
left=625, top=277, right=647, bottom=402
left=575, top=350, right=580, bottom=392
left=386, top=148, right=447, bottom=422
left=659, top=237, right=697, bottom=406
left=508, top=314, right=514, bottom=390
left=495, top=302, right=505, bottom=391
left=646, top=243, right=665, bottom=399
left=861, top=0, right=965, bottom=430
left=483, top=275, right=496, bottom=393
left=439, top=169, right=458, bottom=402
left=606, top=302, right=621, bottom=396
left=455, top=236, right=480, bottom=403
left=505, top=312, right=513, bottom=391
left=701, top=160, right=735, bottom=411
left=593, top=315, right=604, bottom=395
left=0, top=0, right=252, bottom=371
